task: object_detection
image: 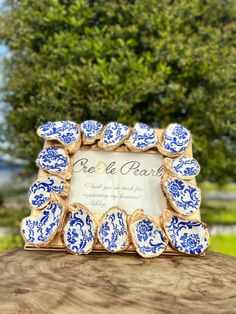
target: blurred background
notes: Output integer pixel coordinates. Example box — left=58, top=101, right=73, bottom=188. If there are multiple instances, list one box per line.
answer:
left=0, top=0, right=235, bottom=255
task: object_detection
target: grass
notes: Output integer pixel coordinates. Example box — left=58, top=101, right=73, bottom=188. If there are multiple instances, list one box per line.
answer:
left=199, top=182, right=236, bottom=192
left=0, top=234, right=23, bottom=252
left=201, top=200, right=236, bottom=225
left=0, top=207, right=29, bottom=228
left=0, top=186, right=29, bottom=199
left=210, top=234, right=236, bottom=256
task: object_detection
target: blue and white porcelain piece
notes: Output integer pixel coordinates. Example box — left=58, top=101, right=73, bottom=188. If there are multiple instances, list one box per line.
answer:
left=99, top=122, right=130, bottom=149
left=36, top=147, right=69, bottom=176
left=131, top=217, right=167, bottom=258
left=164, top=215, right=209, bottom=255
left=81, top=120, right=103, bottom=143
left=98, top=207, right=129, bottom=252
left=162, top=176, right=201, bottom=215
left=161, top=124, right=191, bottom=155
left=29, top=176, right=66, bottom=209
left=125, top=123, right=158, bottom=151
left=37, top=121, right=80, bottom=149
left=169, top=155, right=200, bottom=180
left=63, top=205, right=95, bottom=254
left=21, top=202, right=64, bottom=246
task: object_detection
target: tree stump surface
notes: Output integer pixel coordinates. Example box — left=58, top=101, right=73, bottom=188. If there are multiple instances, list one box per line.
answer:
left=0, top=249, right=235, bottom=314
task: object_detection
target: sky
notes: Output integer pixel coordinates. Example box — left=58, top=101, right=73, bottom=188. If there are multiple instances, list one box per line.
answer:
left=0, top=44, right=7, bottom=57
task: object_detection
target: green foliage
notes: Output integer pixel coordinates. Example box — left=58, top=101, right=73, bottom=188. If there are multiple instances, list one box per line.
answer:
left=201, top=200, right=236, bottom=225
left=0, top=206, right=29, bottom=228
left=210, top=234, right=236, bottom=256
left=199, top=182, right=236, bottom=192
left=0, top=0, right=236, bottom=182
left=0, top=235, right=23, bottom=252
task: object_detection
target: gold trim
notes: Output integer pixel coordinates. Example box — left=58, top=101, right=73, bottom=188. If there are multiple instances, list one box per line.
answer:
left=97, top=206, right=131, bottom=253
left=37, top=123, right=81, bottom=154
left=161, top=209, right=210, bottom=256
left=28, top=175, right=70, bottom=211
left=161, top=173, right=201, bottom=217
left=36, top=144, right=73, bottom=180
left=156, top=124, right=192, bottom=157
left=81, top=122, right=104, bottom=145
left=97, top=122, right=132, bottom=151
left=61, top=202, right=97, bottom=255
left=21, top=196, right=67, bottom=248
left=22, top=121, right=206, bottom=256
left=129, top=209, right=168, bottom=258
left=164, top=155, right=201, bottom=181
left=124, top=124, right=158, bottom=152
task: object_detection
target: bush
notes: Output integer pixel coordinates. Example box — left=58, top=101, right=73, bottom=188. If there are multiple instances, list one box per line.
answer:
left=0, top=0, right=235, bottom=182
left=0, top=235, right=23, bottom=252
left=0, top=193, right=3, bottom=207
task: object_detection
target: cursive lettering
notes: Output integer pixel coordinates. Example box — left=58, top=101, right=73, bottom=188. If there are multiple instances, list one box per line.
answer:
left=120, top=161, right=163, bottom=177
left=73, top=158, right=95, bottom=173
left=73, top=158, right=163, bottom=177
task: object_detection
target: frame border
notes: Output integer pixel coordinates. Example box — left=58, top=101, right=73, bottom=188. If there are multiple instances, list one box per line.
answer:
left=23, top=122, right=205, bottom=256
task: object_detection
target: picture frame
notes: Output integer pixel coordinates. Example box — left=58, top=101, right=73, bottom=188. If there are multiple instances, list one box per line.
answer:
left=21, top=120, right=209, bottom=257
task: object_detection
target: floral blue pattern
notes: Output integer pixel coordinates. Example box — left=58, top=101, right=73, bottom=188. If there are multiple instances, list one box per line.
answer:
left=165, top=215, right=209, bottom=254
left=98, top=208, right=129, bottom=252
left=29, top=176, right=65, bottom=209
left=37, top=121, right=79, bottom=145
left=131, top=218, right=167, bottom=257
left=63, top=208, right=95, bottom=254
left=36, top=147, right=69, bottom=174
left=81, top=120, right=103, bottom=140
left=163, top=178, right=201, bottom=215
left=21, top=202, right=64, bottom=245
left=126, top=123, right=157, bottom=150
left=171, top=155, right=200, bottom=179
left=162, top=124, right=190, bottom=154
left=100, top=122, right=129, bottom=147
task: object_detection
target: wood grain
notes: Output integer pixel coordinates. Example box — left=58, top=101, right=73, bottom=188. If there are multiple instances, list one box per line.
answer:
left=0, top=249, right=235, bottom=314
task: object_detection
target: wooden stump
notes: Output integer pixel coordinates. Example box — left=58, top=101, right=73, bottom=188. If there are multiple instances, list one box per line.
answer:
left=0, top=249, right=235, bottom=314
